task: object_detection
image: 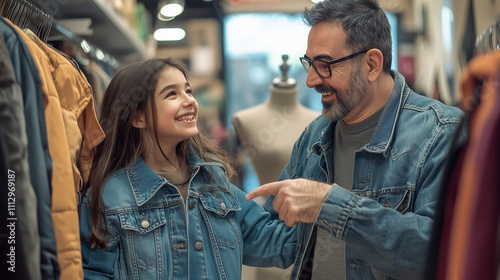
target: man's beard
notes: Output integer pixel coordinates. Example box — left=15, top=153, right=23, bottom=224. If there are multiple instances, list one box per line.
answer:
left=316, top=62, right=366, bottom=121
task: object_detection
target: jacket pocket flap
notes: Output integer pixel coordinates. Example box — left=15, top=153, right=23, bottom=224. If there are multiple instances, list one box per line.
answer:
left=119, top=208, right=167, bottom=233
left=199, top=187, right=240, bottom=217
left=357, top=187, right=412, bottom=214
left=376, top=188, right=412, bottom=214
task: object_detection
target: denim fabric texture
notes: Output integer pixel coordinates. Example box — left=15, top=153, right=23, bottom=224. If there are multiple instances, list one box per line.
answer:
left=266, top=71, right=464, bottom=280
left=80, top=150, right=297, bottom=280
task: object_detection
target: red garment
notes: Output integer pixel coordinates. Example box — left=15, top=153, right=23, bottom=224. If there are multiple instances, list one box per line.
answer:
left=437, top=50, right=500, bottom=279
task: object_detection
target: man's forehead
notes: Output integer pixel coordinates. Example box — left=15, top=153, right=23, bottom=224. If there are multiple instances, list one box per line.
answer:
left=306, top=23, right=348, bottom=59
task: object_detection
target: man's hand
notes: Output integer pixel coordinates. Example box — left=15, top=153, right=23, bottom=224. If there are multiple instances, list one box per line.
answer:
left=246, top=179, right=332, bottom=227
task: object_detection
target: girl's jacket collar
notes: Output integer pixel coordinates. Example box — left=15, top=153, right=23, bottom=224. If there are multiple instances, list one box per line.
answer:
left=124, top=149, right=226, bottom=207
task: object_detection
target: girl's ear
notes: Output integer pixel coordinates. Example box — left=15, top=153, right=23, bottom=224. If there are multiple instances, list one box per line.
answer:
left=132, top=111, right=146, bottom=128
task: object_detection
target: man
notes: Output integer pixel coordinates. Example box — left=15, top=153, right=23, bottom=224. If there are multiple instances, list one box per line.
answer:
left=246, top=0, right=463, bottom=279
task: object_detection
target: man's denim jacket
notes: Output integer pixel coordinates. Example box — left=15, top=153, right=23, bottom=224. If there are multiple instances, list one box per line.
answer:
left=80, top=151, right=297, bottom=280
left=266, top=71, right=464, bottom=280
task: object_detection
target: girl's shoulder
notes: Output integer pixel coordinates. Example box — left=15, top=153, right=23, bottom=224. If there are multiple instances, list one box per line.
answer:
left=100, top=167, right=137, bottom=210
left=103, top=167, right=129, bottom=190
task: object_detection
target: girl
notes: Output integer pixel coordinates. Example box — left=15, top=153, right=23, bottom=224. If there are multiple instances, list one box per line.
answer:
left=80, top=57, right=297, bottom=279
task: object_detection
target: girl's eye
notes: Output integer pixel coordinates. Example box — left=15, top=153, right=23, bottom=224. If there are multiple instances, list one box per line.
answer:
left=186, top=89, right=193, bottom=95
left=165, top=91, right=176, bottom=98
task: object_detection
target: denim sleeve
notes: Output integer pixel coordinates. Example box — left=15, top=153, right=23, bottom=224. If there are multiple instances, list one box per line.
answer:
left=236, top=185, right=298, bottom=269
left=315, top=121, right=463, bottom=280
left=80, top=200, right=118, bottom=280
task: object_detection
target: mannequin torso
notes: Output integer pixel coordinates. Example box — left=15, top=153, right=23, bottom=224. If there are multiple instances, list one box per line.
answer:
left=233, top=85, right=319, bottom=185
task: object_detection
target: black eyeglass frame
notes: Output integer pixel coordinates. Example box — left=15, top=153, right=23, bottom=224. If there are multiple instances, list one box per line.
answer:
left=299, top=50, right=369, bottom=78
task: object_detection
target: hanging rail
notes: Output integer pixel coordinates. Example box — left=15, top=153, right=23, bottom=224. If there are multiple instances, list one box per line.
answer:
left=0, top=0, right=52, bottom=42
left=0, top=0, right=121, bottom=71
left=474, top=19, right=500, bottom=56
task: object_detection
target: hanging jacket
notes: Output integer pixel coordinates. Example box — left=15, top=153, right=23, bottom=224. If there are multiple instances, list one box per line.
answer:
left=0, top=17, right=59, bottom=279
left=8, top=24, right=105, bottom=280
left=434, top=50, right=500, bottom=280
left=0, top=26, right=41, bottom=280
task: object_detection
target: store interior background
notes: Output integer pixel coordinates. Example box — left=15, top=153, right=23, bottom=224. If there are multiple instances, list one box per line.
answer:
left=12, top=0, right=499, bottom=278
left=35, top=0, right=497, bottom=192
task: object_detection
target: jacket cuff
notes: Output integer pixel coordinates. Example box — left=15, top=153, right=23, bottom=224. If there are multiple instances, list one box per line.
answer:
left=315, top=184, right=361, bottom=239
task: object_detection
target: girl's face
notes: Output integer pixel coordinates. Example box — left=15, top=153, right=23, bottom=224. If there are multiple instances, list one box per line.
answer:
left=148, top=67, right=199, bottom=147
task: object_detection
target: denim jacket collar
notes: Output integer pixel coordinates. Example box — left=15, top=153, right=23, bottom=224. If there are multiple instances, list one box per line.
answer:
left=312, top=71, right=409, bottom=157
left=126, top=149, right=226, bottom=207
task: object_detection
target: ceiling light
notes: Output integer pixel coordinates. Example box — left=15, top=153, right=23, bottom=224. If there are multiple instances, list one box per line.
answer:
left=157, top=12, right=175, bottom=21
left=80, top=40, right=92, bottom=53
left=158, top=0, right=184, bottom=18
left=154, top=28, right=186, bottom=41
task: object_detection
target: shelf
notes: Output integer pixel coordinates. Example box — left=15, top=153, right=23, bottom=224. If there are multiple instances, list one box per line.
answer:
left=50, top=0, right=147, bottom=63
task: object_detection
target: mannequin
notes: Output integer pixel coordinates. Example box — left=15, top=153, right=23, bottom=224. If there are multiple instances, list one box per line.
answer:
left=233, top=55, right=319, bottom=187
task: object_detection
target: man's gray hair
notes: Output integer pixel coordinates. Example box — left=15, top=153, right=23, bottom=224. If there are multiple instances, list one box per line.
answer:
left=303, top=0, right=393, bottom=73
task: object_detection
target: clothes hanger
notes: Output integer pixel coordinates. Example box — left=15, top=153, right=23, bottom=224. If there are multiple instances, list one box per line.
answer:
left=0, top=0, right=53, bottom=42
left=475, top=19, right=500, bottom=56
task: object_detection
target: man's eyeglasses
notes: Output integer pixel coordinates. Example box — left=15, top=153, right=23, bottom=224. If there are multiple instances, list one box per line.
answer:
left=299, top=50, right=369, bottom=78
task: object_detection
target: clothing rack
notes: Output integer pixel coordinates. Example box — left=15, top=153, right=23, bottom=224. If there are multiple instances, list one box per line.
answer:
left=474, top=18, right=500, bottom=56
left=0, top=0, right=52, bottom=42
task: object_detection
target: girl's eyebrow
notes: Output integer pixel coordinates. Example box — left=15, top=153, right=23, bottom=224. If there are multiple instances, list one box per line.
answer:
left=158, top=82, right=190, bottom=96
left=158, top=84, right=175, bottom=95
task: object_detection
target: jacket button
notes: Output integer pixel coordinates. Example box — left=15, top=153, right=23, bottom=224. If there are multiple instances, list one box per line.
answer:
left=194, top=241, right=203, bottom=250
left=220, top=202, right=226, bottom=211
left=141, top=220, right=150, bottom=229
left=188, top=201, right=195, bottom=210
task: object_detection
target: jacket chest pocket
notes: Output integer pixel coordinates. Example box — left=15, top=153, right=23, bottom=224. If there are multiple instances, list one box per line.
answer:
left=199, top=189, right=241, bottom=248
left=119, top=208, right=167, bottom=270
left=375, top=188, right=412, bottom=214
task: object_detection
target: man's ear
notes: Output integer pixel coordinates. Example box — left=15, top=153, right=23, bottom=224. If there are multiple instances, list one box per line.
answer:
left=132, top=111, right=146, bottom=128
left=365, top=49, right=384, bottom=83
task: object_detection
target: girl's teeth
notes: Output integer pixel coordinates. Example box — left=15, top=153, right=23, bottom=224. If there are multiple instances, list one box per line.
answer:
left=178, top=115, right=194, bottom=121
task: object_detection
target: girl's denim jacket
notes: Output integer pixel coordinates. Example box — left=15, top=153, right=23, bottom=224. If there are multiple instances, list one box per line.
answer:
left=80, top=151, right=297, bottom=280
left=266, top=71, right=464, bottom=280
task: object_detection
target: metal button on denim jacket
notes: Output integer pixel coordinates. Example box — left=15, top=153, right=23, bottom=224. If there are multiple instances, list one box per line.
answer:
left=80, top=150, right=297, bottom=280
left=266, top=71, right=464, bottom=280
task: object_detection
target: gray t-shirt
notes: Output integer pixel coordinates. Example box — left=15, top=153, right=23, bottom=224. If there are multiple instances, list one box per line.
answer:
left=156, top=167, right=191, bottom=202
left=312, top=106, right=384, bottom=280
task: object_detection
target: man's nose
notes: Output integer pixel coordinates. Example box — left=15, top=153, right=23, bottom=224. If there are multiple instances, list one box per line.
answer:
left=305, top=67, right=323, bottom=88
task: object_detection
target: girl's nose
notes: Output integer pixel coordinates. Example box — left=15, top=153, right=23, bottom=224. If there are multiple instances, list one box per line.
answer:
left=182, top=93, right=197, bottom=107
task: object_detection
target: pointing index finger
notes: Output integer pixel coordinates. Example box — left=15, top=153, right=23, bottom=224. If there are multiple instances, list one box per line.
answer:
left=246, top=181, right=282, bottom=200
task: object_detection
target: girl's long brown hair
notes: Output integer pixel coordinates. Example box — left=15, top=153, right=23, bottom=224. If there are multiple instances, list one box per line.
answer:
left=85, top=57, right=236, bottom=249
